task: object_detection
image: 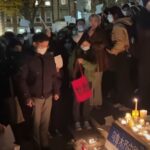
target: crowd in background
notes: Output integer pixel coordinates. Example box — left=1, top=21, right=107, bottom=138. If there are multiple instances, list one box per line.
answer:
left=0, top=1, right=150, bottom=150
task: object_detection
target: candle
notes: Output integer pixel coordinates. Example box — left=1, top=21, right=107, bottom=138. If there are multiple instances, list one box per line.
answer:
left=125, top=113, right=132, bottom=123
left=140, top=110, right=148, bottom=119
left=146, top=122, right=150, bottom=126
left=136, top=124, right=142, bottom=129
left=120, top=118, right=127, bottom=125
left=132, top=110, right=139, bottom=120
left=144, top=134, right=150, bottom=141
left=132, top=126, right=139, bottom=133
left=139, top=119, right=145, bottom=126
left=134, top=98, right=138, bottom=110
left=128, top=119, right=135, bottom=128
left=138, top=130, right=148, bottom=136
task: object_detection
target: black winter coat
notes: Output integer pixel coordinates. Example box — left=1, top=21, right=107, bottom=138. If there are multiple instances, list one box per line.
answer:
left=15, top=49, right=61, bottom=102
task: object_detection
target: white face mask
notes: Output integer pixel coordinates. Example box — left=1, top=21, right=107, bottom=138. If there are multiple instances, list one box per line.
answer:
left=72, top=30, right=77, bottom=35
left=122, top=10, right=127, bottom=16
left=146, top=1, right=150, bottom=11
left=81, top=46, right=90, bottom=51
left=107, top=14, right=114, bottom=23
left=37, top=48, right=47, bottom=55
left=77, top=25, right=85, bottom=32
left=24, top=36, right=28, bottom=40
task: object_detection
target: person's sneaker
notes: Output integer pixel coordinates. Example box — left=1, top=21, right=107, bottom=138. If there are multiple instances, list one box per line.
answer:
left=84, top=121, right=92, bottom=130
left=75, top=122, right=82, bottom=131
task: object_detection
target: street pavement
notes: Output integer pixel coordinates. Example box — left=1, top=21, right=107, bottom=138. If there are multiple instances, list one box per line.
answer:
left=18, top=99, right=131, bottom=150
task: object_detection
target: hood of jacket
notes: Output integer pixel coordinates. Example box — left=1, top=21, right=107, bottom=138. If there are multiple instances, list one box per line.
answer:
left=114, top=17, right=133, bottom=27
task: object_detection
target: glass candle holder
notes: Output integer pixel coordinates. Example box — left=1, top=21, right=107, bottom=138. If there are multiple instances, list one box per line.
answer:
left=132, top=110, right=139, bottom=120
left=125, top=113, right=132, bottom=123
left=128, top=119, right=135, bottom=128
left=140, top=110, right=148, bottom=119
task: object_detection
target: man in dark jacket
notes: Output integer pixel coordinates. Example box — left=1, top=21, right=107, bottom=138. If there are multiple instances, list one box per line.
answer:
left=15, top=33, right=61, bottom=150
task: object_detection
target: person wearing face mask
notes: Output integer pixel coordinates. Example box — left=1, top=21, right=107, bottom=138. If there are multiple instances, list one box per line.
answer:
left=15, top=33, right=61, bottom=150
left=68, top=19, right=86, bottom=79
left=71, top=41, right=96, bottom=131
left=69, top=21, right=95, bottom=131
left=72, top=19, right=86, bottom=44
left=106, top=6, right=134, bottom=107
left=79, top=14, right=110, bottom=108
left=121, top=4, right=133, bottom=17
left=69, top=15, right=109, bottom=130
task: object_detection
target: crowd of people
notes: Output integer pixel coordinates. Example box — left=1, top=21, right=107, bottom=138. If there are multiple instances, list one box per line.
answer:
left=0, top=1, right=150, bottom=150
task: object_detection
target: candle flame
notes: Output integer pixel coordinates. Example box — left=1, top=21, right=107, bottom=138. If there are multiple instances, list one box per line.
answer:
left=134, top=98, right=138, bottom=102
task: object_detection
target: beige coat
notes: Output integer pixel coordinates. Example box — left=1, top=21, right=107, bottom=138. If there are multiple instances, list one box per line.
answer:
left=111, top=17, right=133, bottom=55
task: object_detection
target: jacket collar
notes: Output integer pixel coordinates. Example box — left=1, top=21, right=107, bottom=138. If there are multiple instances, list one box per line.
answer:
left=114, top=17, right=133, bottom=26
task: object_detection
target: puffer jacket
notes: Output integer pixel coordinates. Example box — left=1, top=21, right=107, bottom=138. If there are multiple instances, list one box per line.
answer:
left=15, top=49, right=61, bottom=103
left=111, top=17, right=133, bottom=55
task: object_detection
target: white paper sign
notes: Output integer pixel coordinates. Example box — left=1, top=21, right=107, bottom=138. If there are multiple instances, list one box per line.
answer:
left=52, top=21, right=67, bottom=32
left=64, top=16, right=72, bottom=23
left=95, top=4, right=104, bottom=14
left=54, top=55, right=63, bottom=69
left=20, top=19, right=30, bottom=27
left=64, top=16, right=76, bottom=24
left=71, top=17, right=76, bottom=24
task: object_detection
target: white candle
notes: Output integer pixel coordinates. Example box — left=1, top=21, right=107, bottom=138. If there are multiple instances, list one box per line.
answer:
left=136, top=124, right=142, bottom=129
left=134, top=98, right=138, bottom=110
left=144, top=134, right=150, bottom=141
left=139, top=119, right=145, bottom=126
left=138, top=130, right=148, bottom=136
left=125, top=113, right=132, bottom=122
left=132, top=126, right=139, bottom=133
left=120, top=119, right=127, bottom=125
